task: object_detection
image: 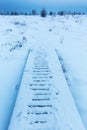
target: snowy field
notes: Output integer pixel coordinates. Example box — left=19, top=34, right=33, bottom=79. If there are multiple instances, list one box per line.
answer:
left=0, top=15, right=87, bottom=129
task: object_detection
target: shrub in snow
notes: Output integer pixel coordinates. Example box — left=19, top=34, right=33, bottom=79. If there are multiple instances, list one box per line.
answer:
left=22, top=36, right=27, bottom=43
left=58, top=11, right=64, bottom=15
left=40, top=8, right=47, bottom=17
left=49, top=29, right=52, bottom=32
left=22, top=36, right=27, bottom=41
left=13, top=21, right=26, bottom=26
left=25, top=12, right=28, bottom=15
left=32, top=9, right=37, bottom=15
left=11, top=12, right=19, bottom=15
left=6, top=29, right=12, bottom=32
left=49, top=11, right=53, bottom=16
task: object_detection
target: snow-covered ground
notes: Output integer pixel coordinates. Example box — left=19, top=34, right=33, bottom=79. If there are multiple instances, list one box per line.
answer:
left=0, top=15, right=87, bottom=129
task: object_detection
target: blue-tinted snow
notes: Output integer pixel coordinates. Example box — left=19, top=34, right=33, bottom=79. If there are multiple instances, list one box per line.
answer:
left=0, top=15, right=87, bottom=129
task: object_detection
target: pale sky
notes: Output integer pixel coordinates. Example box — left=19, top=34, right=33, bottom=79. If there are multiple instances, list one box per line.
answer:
left=26, top=0, right=87, bottom=4
left=0, top=0, right=87, bottom=12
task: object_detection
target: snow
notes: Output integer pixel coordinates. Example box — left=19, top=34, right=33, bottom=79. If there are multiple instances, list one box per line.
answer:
left=56, top=15, right=87, bottom=128
left=0, top=58, right=25, bottom=130
left=0, top=16, right=30, bottom=130
left=0, top=15, right=87, bottom=129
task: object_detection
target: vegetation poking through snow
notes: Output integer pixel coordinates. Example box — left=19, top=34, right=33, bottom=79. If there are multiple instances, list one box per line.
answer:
left=32, top=9, right=37, bottom=15
left=0, top=9, right=86, bottom=16
left=11, top=21, right=26, bottom=26
left=40, top=8, right=47, bottom=17
left=9, top=36, right=27, bottom=52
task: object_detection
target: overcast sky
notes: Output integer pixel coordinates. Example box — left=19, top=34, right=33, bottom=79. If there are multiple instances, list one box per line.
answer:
left=0, top=0, right=87, bottom=12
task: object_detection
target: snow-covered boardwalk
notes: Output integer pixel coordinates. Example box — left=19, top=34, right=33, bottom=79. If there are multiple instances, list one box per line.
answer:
left=8, top=47, right=85, bottom=130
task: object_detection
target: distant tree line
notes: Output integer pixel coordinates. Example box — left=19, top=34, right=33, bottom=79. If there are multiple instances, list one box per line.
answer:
left=0, top=9, right=85, bottom=16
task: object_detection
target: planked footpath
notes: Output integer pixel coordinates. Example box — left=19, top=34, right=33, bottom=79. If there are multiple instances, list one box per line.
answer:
left=8, top=47, right=85, bottom=130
